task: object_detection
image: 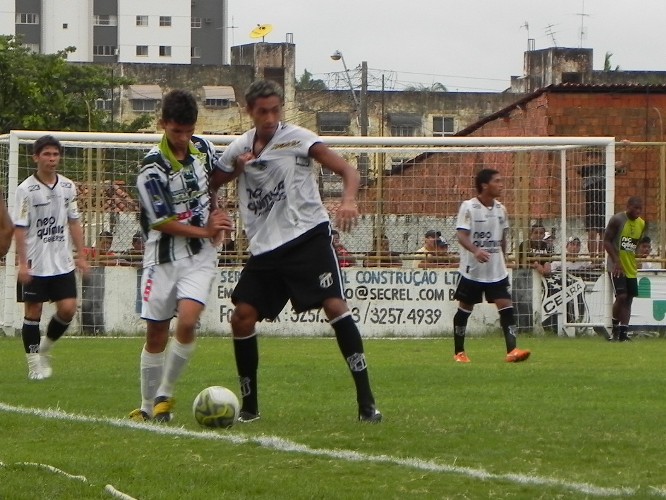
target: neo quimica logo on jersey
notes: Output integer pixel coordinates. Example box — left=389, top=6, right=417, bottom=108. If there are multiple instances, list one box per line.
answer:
left=36, top=216, right=65, bottom=242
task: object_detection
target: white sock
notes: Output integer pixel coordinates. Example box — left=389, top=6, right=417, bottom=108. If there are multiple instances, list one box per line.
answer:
left=39, top=336, right=55, bottom=354
left=140, top=347, right=165, bottom=416
left=156, top=338, right=196, bottom=399
left=26, top=353, right=41, bottom=372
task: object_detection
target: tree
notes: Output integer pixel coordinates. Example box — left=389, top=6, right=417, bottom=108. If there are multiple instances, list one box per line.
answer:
left=0, top=35, right=147, bottom=133
left=296, top=68, right=327, bottom=90
left=603, top=52, right=621, bottom=72
left=403, top=82, right=448, bottom=92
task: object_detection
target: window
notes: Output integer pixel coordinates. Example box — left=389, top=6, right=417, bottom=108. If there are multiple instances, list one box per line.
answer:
left=23, top=43, right=39, bottom=53
left=95, top=98, right=112, bottom=111
left=94, top=15, right=117, bottom=26
left=62, top=23, right=68, bottom=29
left=159, top=16, right=172, bottom=27
left=562, top=72, right=583, bottom=84
left=159, top=46, right=171, bottom=57
left=432, top=116, right=455, bottom=136
left=136, top=15, right=148, bottom=26
left=136, top=45, right=148, bottom=56
left=388, top=113, right=421, bottom=137
left=191, top=46, right=201, bottom=58
left=317, top=112, right=351, bottom=136
left=16, top=13, right=39, bottom=24
left=93, top=45, right=117, bottom=56
left=202, top=86, right=236, bottom=108
left=132, top=100, right=157, bottom=112
left=191, top=17, right=202, bottom=28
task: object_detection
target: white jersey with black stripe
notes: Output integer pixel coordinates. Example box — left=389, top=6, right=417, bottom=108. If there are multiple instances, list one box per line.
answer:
left=456, top=197, right=509, bottom=283
left=13, top=174, right=79, bottom=277
left=136, top=135, right=216, bottom=267
left=220, top=123, right=329, bottom=256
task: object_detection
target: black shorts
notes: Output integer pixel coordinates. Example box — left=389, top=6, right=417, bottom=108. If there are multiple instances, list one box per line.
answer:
left=611, top=275, right=638, bottom=298
left=585, top=187, right=606, bottom=232
left=17, top=271, right=77, bottom=303
left=231, top=226, right=344, bottom=321
left=453, top=275, right=511, bottom=305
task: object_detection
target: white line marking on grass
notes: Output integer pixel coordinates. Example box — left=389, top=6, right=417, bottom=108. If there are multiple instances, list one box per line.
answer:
left=16, top=462, right=88, bottom=482
left=104, top=484, right=139, bottom=500
left=0, top=402, right=647, bottom=497
left=0, top=459, right=138, bottom=499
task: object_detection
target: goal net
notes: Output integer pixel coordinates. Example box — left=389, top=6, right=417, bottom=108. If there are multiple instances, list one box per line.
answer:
left=0, top=131, right=615, bottom=337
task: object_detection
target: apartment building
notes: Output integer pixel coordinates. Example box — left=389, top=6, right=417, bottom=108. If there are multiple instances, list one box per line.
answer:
left=3, top=0, right=228, bottom=65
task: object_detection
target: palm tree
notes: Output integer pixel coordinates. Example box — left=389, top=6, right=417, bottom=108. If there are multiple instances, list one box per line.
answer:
left=296, top=69, right=327, bottom=90
left=604, top=52, right=621, bottom=72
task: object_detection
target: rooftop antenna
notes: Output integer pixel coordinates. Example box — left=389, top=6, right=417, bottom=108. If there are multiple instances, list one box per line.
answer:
left=520, top=21, right=531, bottom=50
left=227, top=16, right=238, bottom=46
left=545, top=24, right=558, bottom=47
left=577, top=0, right=590, bottom=48
left=250, top=24, right=273, bottom=42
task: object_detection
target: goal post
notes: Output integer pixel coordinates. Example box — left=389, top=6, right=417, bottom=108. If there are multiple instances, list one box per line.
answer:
left=0, top=130, right=615, bottom=337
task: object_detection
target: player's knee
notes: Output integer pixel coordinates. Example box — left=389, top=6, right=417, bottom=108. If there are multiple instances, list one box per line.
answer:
left=231, top=304, right=258, bottom=336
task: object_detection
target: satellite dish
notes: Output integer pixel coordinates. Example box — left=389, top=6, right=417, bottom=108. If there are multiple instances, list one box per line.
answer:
left=250, top=24, right=273, bottom=41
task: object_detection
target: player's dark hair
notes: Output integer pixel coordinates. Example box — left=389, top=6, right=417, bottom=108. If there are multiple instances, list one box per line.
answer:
left=245, top=80, right=284, bottom=107
left=475, top=168, right=499, bottom=193
left=33, top=135, right=63, bottom=156
left=161, top=89, right=198, bottom=125
left=639, top=236, right=651, bottom=245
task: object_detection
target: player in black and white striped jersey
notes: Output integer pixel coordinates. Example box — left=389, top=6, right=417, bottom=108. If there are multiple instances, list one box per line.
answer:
left=129, top=90, right=234, bottom=423
left=13, top=135, right=90, bottom=380
left=213, top=79, right=381, bottom=423
left=452, top=168, right=531, bottom=364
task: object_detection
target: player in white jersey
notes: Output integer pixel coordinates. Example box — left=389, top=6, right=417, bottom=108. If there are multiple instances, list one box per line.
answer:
left=452, top=168, right=531, bottom=363
left=129, top=90, right=233, bottom=423
left=213, top=79, right=381, bottom=423
left=13, top=135, right=89, bottom=380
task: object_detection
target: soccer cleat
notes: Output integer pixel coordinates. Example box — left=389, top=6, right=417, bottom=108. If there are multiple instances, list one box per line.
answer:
left=153, top=396, right=174, bottom=423
left=505, top=348, right=531, bottom=363
left=358, top=405, right=382, bottom=423
left=28, top=369, right=45, bottom=381
left=26, top=353, right=44, bottom=380
left=453, top=352, right=471, bottom=363
left=237, top=410, right=261, bottom=423
left=40, top=353, right=53, bottom=379
left=128, top=409, right=151, bottom=422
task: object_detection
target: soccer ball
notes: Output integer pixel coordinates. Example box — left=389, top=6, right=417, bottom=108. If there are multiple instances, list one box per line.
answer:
left=192, top=386, right=240, bottom=429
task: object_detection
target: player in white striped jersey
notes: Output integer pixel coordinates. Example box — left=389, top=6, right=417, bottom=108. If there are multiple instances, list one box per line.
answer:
left=452, top=168, right=531, bottom=363
left=13, top=135, right=89, bottom=380
left=213, top=80, right=381, bottom=423
left=129, top=90, right=233, bottom=423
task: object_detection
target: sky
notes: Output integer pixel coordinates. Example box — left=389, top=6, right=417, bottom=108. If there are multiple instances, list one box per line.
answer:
left=227, top=0, right=666, bottom=93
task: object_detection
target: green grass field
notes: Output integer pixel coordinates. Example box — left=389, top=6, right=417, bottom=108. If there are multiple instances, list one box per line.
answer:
left=0, top=334, right=665, bottom=499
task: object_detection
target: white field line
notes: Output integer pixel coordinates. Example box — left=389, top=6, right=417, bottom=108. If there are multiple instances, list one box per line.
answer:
left=0, top=402, right=658, bottom=498
left=0, top=459, right=137, bottom=500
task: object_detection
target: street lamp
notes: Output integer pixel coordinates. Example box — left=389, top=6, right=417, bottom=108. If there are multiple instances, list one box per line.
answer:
left=330, top=50, right=359, bottom=110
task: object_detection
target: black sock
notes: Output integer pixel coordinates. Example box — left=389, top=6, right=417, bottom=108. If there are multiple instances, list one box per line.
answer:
left=453, top=308, right=472, bottom=354
left=331, top=313, right=375, bottom=409
left=499, top=307, right=517, bottom=352
left=47, top=314, right=70, bottom=341
left=22, top=318, right=41, bottom=354
left=233, top=335, right=259, bottom=414
left=618, top=324, right=629, bottom=341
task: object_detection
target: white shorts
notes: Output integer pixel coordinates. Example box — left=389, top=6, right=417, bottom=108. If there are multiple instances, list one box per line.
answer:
left=140, top=246, right=218, bottom=321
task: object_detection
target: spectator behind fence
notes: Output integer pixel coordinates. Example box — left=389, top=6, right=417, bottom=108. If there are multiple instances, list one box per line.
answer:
left=517, top=224, right=552, bottom=276
left=637, top=236, right=662, bottom=270
left=84, top=230, right=119, bottom=265
left=332, top=229, right=355, bottom=267
left=413, top=229, right=454, bottom=268
left=551, top=236, right=592, bottom=273
left=363, top=234, right=402, bottom=268
left=119, top=231, right=144, bottom=266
